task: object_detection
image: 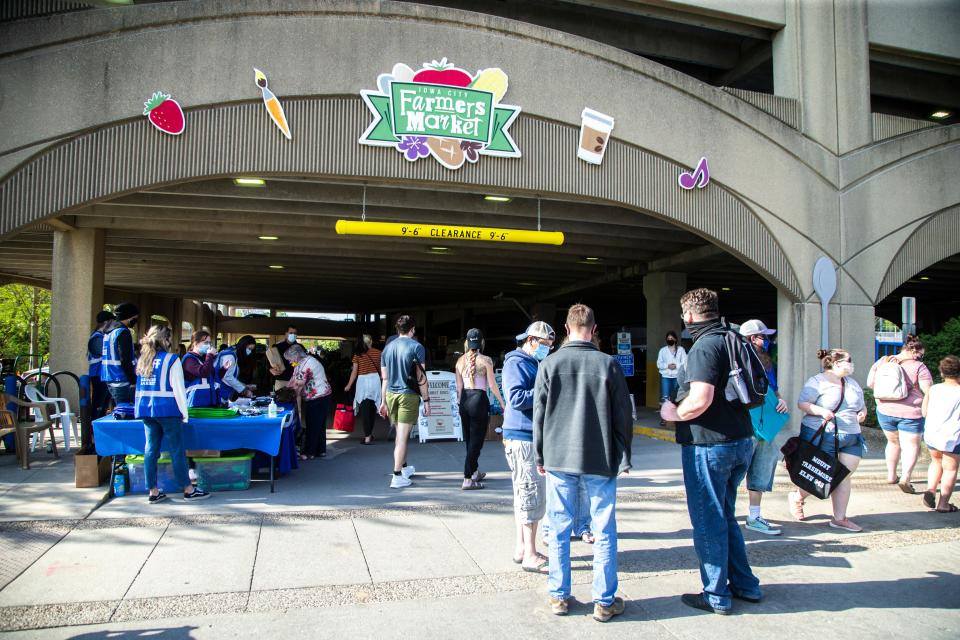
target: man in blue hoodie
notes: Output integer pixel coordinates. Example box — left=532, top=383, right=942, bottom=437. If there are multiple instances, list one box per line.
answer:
left=502, top=320, right=555, bottom=574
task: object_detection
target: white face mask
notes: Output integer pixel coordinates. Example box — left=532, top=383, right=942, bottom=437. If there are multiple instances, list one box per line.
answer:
left=833, top=361, right=854, bottom=377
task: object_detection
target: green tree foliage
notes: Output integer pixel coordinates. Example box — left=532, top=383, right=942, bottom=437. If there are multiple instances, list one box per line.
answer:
left=920, top=317, right=960, bottom=381
left=0, top=284, right=51, bottom=360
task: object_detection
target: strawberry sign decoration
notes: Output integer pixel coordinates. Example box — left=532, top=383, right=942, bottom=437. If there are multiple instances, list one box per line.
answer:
left=143, top=91, right=185, bottom=135
left=359, top=58, right=521, bottom=170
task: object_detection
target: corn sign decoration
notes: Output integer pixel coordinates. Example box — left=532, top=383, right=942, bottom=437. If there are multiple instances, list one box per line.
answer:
left=359, top=58, right=521, bottom=170
left=254, top=68, right=291, bottom=140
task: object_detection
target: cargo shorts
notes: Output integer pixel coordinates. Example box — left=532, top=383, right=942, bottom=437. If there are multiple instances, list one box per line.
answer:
left=503, top=438, right=546, bottom=524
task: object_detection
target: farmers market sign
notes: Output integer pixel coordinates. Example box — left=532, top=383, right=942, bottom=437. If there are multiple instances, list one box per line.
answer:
left=359, top=58, right=521, bottom=170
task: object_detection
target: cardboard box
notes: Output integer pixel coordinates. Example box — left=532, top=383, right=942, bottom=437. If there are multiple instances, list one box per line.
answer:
left=75, top=454, right=111, bottom=488
left=485, top=415, right=504, bottom=442
left=266, top=346, right=284, bottom=371
left=186, top=449, right=220, bottom=458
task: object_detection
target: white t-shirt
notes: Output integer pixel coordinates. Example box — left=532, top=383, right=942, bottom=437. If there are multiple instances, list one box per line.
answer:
left=798, top=374, right=865, bottom=434
left=924, top=383, right=960, bottom=453
left=657, top=345, right=687, bottom=379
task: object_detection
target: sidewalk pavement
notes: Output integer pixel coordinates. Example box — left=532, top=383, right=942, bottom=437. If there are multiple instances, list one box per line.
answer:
left=0, top=413, right=956, bottom=636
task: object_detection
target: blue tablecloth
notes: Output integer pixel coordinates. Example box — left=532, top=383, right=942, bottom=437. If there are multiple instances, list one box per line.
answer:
left=93, top=411, right=291, bottom=457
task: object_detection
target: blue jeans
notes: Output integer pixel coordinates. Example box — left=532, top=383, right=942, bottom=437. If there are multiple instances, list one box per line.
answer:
left=681, top=439, right=761, bottom=610
left=546, top=472, right=618, bottom=605
left=660, top=376, right=679, bottom=402
left=542, top=481, right=592, bottom=539
left=143, top=417, right=190, bottom=491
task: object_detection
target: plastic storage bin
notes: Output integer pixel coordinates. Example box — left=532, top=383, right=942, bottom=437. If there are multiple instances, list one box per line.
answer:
left=125, top=455, right=182, bottom=494
left=195, top=453, right=254, bottom=491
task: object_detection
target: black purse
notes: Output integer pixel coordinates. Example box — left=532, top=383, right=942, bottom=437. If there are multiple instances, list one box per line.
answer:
left=780, top=378, right=851, bottom=499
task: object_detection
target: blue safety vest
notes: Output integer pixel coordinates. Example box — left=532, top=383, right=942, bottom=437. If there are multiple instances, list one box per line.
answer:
left=214, top=347, right=237, bottom=403
left=87, top=330, right=103, bottom=377
left=135, top=351, right=181, bottom=419
left=183, top=352, right=216, bottom=408
left=101, top=326, right=131, bottom=383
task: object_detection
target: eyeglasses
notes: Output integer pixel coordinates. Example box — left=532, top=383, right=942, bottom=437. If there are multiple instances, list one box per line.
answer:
left=533, top=337, right=555, bottom=351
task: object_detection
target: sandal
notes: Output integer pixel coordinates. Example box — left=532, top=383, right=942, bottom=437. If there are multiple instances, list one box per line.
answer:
left=512, top=552, right=547, bottom=565
left=573, top=532, right=595, bottom=544
left=829, top=519, right=863, bottom=532
left=461, top=479, right=484, bottom=490
left=935, top=504, right=958, bottom=513
left=521, top=559, right=549, bottom=574
left=922, top=491, right=937, bottom=509
left=886, top=475, right=900, bottom=485
left=898, top=482, right=916, bottom=494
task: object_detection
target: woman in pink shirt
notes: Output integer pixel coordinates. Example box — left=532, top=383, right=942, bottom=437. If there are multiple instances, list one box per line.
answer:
left=867, top=335, right=933, bottom=493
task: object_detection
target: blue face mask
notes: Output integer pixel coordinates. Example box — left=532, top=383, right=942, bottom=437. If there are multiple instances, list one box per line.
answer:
left=246, top=347, right=254, bottom=356
left=198, top=343, right=210, bottom=355
left=287, top=334, right=297, bottom=344
left=533, top=344, right=550, bottom=361
left=762, top=338, right=771, bottom=352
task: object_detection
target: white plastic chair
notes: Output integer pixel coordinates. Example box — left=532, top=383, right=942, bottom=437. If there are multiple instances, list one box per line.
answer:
left=23, top=385, right=78, bottom=452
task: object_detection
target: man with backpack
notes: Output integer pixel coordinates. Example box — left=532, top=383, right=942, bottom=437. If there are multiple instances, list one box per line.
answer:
left=661, top=288, right=762, bottom=615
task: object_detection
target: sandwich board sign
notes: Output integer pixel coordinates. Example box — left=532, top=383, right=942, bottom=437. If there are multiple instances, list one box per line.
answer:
left=417, top=370, right=463, bottom=442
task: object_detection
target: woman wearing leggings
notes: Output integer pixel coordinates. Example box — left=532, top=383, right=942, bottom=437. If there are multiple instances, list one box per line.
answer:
left=456, top=329, right=505, bottom=489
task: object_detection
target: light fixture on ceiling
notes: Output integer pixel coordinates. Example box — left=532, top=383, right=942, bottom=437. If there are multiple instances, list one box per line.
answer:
left=430, top=246, right=449, bottom=252
left=258, top=235, right=279, bottom=241
left=268, top=265, right=285, bottom=269
left=517, top=281, right=537, bottom=286
left=721, top=287, right=732, bottom=291
left=397, top=274, right=421, bottom=280
left=234, top=177, right=266, bottom=187
left=484, top=195, right=512, bottom=203
left=920, top=276, right=930, bottom=280
left=582, top=257, right=601, bottom=262
left=930, top=110, right=951, bottom=120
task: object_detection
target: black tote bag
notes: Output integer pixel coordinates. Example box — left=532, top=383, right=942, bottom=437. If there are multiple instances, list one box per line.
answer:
left=780, top=378, right=851, bottom=499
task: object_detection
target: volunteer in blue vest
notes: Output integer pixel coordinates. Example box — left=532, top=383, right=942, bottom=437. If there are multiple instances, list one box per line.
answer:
left=101, top=302, right=140, bottom=407
left=135, top=324, right=210, bottom=504
left=182, top=330, right=218, bottom=408
left=215, top=335, right=257, bottom=404
left=87, top=310, right=115, bottom=419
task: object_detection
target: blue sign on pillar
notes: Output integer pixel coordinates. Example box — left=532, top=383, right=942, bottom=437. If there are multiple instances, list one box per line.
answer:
left=616, top=354, right=634, bottom=377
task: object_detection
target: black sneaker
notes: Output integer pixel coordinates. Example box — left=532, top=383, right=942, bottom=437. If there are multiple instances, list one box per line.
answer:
left=183, top=487, right=211, bottom=501
left=681, top=593, right=731, bottom=615
left=148, top=492, right=168, bottom=504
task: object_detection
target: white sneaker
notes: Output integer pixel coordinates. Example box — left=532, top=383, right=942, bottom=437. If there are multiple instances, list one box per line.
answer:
left=401, top=465, right=416, bottom=479
left=390, top=475, right=412, bottom=489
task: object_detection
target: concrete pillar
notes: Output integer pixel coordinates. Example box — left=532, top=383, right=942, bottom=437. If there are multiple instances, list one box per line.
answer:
left=775, top=0, right=872, bottom=154
left=643, top=272, right=686, bottom=408
left=49, top=228, right=104, bottom=408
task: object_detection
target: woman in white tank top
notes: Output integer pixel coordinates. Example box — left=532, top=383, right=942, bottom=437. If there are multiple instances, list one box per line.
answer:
left=921, top=355, right=960, bottom=513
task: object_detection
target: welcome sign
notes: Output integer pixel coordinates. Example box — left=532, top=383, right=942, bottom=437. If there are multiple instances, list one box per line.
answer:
left=360, top=58, right=521, bottom=170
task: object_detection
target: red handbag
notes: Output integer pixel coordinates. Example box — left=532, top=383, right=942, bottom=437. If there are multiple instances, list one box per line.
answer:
left=333, top=403, right=355, bottom=432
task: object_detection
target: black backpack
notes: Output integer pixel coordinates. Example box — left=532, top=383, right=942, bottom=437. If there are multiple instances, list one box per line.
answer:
left=722, top=329, right=768, bottom=408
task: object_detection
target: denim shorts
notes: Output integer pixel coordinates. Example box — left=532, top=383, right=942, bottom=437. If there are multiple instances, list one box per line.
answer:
left=800, top=426, right=865, bottom=457
left=746, top=438, right=781, bottom=493
left=876, top=410, right=924, bottom=434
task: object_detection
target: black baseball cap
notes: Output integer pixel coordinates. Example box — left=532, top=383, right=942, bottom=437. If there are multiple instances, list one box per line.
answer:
left=466, top=328, right=483, bottom=349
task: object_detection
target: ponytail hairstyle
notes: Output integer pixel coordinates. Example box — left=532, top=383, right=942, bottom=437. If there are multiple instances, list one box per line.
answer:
left=816, top=348, right=850, bottom=371
left=137, top=325, right=173, bottom=377
left=457, top=340, right=486, bottom=389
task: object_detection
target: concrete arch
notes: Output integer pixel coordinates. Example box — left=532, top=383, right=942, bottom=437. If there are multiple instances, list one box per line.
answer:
left=876, top=205, right=960, bottom=302
left=0, top=97, right=802, bottom=300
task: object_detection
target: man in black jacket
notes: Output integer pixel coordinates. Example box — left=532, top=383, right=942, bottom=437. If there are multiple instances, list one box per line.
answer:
left=661, top=288, right=761, bottom=615
left=533, top=304, right=633, bottom=621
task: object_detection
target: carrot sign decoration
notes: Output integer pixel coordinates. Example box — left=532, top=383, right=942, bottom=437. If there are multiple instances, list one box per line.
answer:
left=254, top=68, right=291, bottom=139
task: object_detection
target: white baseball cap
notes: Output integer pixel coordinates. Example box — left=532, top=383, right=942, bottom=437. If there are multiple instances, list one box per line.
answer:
left=739, top=319, right=776, bottom=337
left=516, top=321, right=556, bottom=342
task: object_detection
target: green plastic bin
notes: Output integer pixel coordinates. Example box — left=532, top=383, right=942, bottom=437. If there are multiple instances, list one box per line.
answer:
left=194, top=452, right=255, bottom=491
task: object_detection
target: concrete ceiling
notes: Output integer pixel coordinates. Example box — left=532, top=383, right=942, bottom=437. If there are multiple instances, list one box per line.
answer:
left=0, top=177, right=776, bottom=312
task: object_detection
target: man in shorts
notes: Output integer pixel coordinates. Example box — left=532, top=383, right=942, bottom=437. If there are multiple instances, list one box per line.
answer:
left=502, top=320, right=555, bottom=574
left=379, top=315, right=430, bottom=488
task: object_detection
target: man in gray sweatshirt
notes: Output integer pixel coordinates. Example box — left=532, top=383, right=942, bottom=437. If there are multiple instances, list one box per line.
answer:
left=533, top=304, right=633, bottom=621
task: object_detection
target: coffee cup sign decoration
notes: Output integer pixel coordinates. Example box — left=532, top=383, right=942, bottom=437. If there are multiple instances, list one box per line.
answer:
left=359, top=58, right=522, bottom=170
left=577, top=108, right=615, bottom=165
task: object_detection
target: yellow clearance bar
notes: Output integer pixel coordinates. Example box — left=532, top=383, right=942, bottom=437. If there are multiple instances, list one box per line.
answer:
left=335, top=220, right=564, bottom=246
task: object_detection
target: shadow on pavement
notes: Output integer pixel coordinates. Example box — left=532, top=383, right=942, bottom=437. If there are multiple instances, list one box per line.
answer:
left=68, top=626, right=198, bottom=640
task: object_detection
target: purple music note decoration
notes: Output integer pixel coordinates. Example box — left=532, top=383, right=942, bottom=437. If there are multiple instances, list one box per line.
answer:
left=678, top=157, right=710, bottom=190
